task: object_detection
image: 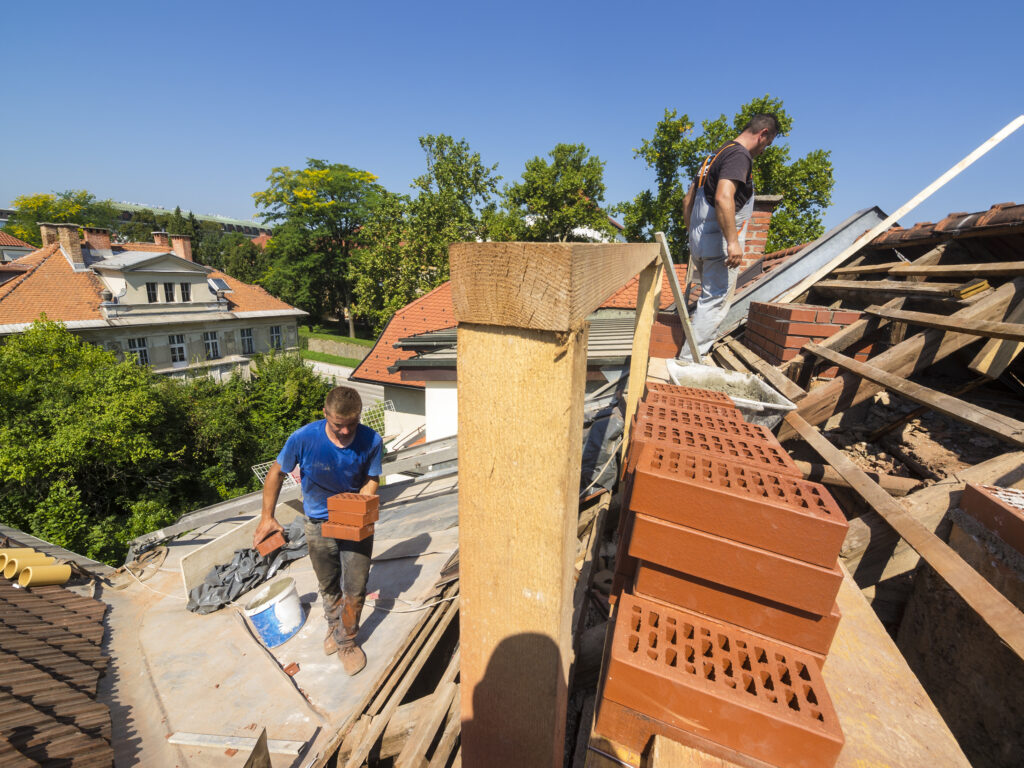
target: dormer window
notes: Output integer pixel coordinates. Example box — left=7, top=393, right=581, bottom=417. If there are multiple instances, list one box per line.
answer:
left=146, top=282, right=158, bottom=303
left=180, top=282, right=191, bottom=302
left=164, top=282, right=175, bottom=302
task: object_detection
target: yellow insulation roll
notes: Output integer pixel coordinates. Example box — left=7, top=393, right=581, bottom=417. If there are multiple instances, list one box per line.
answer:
left=18, top=564, right=72, bottom=587
left=3, top=554, right=55, bottom=579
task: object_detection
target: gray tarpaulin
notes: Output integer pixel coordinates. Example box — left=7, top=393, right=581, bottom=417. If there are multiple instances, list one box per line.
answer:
left=187, top=518, right=308, bottom=614
left=580, top=399, right=625, bottom=496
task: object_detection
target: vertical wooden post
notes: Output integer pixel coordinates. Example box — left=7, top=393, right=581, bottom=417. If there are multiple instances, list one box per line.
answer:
left=621, top=259, right=663, bottom=466
left=450, top=242, right=659, bottom=768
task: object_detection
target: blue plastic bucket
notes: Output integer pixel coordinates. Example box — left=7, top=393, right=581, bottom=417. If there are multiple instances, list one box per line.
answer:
left=244, top=577, right=306, bottom=648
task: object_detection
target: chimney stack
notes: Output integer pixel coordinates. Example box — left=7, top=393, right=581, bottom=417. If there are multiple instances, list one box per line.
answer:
left=56, top=223, right=85, bottom=267
left=740, top=194, right=784, bottom=269
left=170, top=234, right=193, bottom=262
left=38, top=223, right=59, bottom=246
left=152, top=231, right=170, bottom=248
left=82, top=226, right=112, bottom=251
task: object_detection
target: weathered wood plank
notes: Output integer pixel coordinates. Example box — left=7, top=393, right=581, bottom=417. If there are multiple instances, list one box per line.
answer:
left=449, top=242, right=658, bottom=331
left=831, top=262, right=904, bottom=275
left=793, top=460, right=919, bottom=496
left=968, top=291, right=1024, bottom=377
left=865, top=305, right=1024, bottom=342
left=622, top=260, right=663, bottom=466
left=813, top=279, right=974, bottom=297
left=785, top=413, right=1024, bottom=662
left=724, top=339, right=806, bottom=402
left=778, top=278, right=1023, bottom=441
left=656, top=232, right=699, bottom=362
left=888, top=260, right=1024, bottom=278
left=804, top=342, right=1024, bottom=447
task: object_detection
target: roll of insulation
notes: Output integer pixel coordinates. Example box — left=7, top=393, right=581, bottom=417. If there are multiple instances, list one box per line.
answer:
left=18, top=564, right=72, bottom=587
left=3, top=554, right=55, bottom=579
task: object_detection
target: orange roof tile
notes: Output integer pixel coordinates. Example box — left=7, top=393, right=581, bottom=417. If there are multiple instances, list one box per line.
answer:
left=210, top=269, right=297, bottom=313
left=0, top=245, right=105, bottom=323
left=602, top=264, right=689, bottom=310
left=0, top=231, right=34, bottom=248
left=251, top=233, right=272, bottom=249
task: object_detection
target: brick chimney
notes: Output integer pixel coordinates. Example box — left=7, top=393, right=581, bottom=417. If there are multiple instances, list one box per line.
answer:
left=82, top=226, right=112, bottom=251
left=152, top=231, right=170, bottom=248
left=740, top=194, right=784, bottom=270
left=38, top=223, right=59, bottom=246
left=170, top=234, right=193, bottom=262
left=56, top=223, right=85, bottom=267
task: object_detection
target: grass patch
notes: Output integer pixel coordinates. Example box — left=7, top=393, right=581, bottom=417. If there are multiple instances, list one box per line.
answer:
left=299, top=326, right=376, bottom=346
left=301, top=350, right=363, bottom=368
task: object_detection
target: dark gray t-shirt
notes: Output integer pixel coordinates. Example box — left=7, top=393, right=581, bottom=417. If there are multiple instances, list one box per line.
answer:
left=701, top=142, right=754, bottom=209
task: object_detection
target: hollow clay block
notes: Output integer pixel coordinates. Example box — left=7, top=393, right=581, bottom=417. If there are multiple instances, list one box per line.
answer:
left=321, top=521, right=375, bottom=541
left=629, top=513, right=842, bottom=616
left=602, top=593, right=844, bottom=768
left=327, top=493, right=380, bottom=526
left=256, top=530, right=286, bottom=557
left=629, top=444, right=847, bottom=568
left=644, top=382, right=738, bottom=409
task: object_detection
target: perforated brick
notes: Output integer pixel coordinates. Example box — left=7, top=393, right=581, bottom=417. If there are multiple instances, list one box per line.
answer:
left=627, top=423, right=801, bottom=479
left=644, top=382, right=737, bottom=408
left=641, top=391, right=743, bottom=420
left=629, top=513, right=842, bottom=616
left=603, top=593, right=844, bottom=768
left=321, top=521, right=375, bottom=541
left=634, top=560, right=840, bottom=658
left=629, top=445, right=847, bottom=568
left=327, top=492, right=379, bottom=517
left=634, top=403, right=773, bottom=443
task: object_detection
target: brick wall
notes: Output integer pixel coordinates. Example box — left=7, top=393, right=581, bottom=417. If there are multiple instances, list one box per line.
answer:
left=743, top=302, right=877, bottom=378
left=738, top=195, right=783, bottom=273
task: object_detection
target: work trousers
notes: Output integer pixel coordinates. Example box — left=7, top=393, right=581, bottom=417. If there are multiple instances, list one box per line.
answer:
left=686, top=253, right=738, bottom=359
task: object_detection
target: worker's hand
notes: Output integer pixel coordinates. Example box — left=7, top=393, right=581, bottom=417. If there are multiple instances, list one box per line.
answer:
left=725, top=240, right=743, bottom=269
left=253, top=516, right=284, bottom=549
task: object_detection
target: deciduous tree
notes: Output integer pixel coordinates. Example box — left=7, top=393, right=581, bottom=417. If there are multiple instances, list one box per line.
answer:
left=5, top=190, right=119, bottom=246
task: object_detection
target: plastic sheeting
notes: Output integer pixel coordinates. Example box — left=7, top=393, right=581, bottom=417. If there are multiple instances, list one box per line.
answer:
left=187, top=519, right=308, bottom=615
left=580, top=399, right=625, bottom=497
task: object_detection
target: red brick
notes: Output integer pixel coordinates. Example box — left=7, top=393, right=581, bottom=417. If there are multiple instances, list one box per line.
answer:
left=629, top=446, right=846, bottom=567
left=602, top=594, right=844, bottom=768
left=815, top=309, right=833, bottom=323
left=644, top=383, right=736, bottom=408
left=641, top=392, right=742, bottom=419
left=779, top=347, right=801, bottom=361
left=628, top=423, right=798, bottom=477
left=327, top=492, right=379, bottom=517
left=779, top=305, right=818, bottom=323
left=321, top=521, right=375, bottom=541
left=831, top=310, right=862, bottom=325
left=787, top=322, right=841, bottom=337
left=961, top=483, right=1024, bottom=556
left=255, top=530, right=285, bottom=557
left=634, top=405, right=774, bottom=444
left=629, top=513, right=842, bottom=615
left=817, top=366, right=840, bottom=379
left=634, top=561, right=841, bottom=657
left=328, top=506, right=380, bottom=526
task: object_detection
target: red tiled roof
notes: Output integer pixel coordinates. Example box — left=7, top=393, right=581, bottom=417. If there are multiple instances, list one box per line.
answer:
left=603, top=264, right=689, bottom=310
left=211, top=269, right=297, bottom=313
left=350, top=282, right=455, bottom=388
left=869, top=201, right=1023, bottom=248
left=0, top=231, right=34, bottom=248
left=251, top=233, right=272, bottom=249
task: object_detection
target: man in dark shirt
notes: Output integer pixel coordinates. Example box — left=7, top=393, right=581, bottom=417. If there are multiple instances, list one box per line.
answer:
left=681, top=113, right=779, bottom=360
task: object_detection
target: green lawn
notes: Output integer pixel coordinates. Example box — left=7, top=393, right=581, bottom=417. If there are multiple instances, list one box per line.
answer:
left=298, top=326, right=376, bottom=347
left=300, top=350, right=364, bottom=368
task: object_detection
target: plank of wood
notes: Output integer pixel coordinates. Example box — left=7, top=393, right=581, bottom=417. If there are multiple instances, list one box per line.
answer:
left=866, top=378, right=987, bottom=442
left=622, top=260, right=663, bottom=466
left=724, top=339, right=806, bottom=402
left=395, top=679, right=458, bottom=767
left=969, top=291, right=1024, bottom=377
left=710, top=341, right=747, bottom=373
left=813, top=279, right=969, bottom=297
left=777, top=114, right=1024, bottom=303
left=778, top=278, right=1023, bottom=441
left=168, top=732, right=305, bottom=756
left=642, top=736, right=741, bottom=767
left=864, top=305, right=1024, bottom=342
left=792, top=460, right=919, bottom=496
left=803, top=342, right=1024, bottom=447
left=785, top=413, right=1024, bottom=662
left=889, top=261, right=1024, bottom=278
left=655, top=232, right=700, bottom=362
left=831, top=262, right=904, bottom=275
left=449, top=242, right=658, bottom=331
left=457, top=322, right=587, bottom=768
left=426, top=688, right=462, bottom=768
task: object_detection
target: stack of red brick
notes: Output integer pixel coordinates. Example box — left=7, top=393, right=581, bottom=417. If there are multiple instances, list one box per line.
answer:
left=596, top=382, right=848, bottom=767
left=743, top=302, right=877, bottom=378
left=323, top=493, right=379, bottom=541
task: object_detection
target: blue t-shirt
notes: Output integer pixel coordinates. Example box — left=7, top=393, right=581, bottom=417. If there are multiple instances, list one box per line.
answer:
left=276, top=421, right=383, bottom=521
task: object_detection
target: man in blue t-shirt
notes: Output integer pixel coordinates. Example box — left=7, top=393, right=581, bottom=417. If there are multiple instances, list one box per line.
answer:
left=254, top=385, right=383, bottom=675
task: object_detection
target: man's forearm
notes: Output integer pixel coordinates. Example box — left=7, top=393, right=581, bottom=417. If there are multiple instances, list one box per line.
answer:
left=714, top=194, right=739, bottom=249
left=360, top=477, right=380, bottom=497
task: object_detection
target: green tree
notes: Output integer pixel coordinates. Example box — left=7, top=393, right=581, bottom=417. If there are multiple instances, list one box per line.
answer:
left=253, top=159, right=383, bottom=334
left=491, top=143, right=618, bottom=242
left=618, top=96, right=834, bottom=260
left=119, top=208, right=160, bottom=243
left=5, top=190, right=119, bottom=246
left=351, top=191, right=417, bottom=333
left=217, top=232, right=267, bottom=283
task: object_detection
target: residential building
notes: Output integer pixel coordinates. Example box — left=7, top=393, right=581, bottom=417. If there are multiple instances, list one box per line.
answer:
left=0, top=223, right=305, bottom=378
left=0, top=229, right=34, bottom=262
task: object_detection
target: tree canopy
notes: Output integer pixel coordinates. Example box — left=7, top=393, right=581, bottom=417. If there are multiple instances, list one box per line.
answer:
left=618, top=95, right=834, bottom=260
left=5, top=190, right=119, bottom=247
left=488, top=143, right=618, bottom=242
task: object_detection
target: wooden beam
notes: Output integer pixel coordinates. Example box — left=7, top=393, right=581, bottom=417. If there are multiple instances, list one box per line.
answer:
left=724, top=338, right=806, bottom=402
left=655, top=232, right=699, bottom=362
left=622, top=260, right=663, bottom=466
left=813, top=279, right=977, bottom=298
left=864, top=306, right=1024, bottom=342
left=456, top=322, right=587, bottom=768
left=778, top=278, right=1024, bottom=441
left=784, top=413, right=1024, bottom=663
left=804, top=342, right=1024, bottom=446
left=969, top=293, right=1024, bottom=377
left=888, top=261, right=1024, bottom=278
left=831, top=262, right=904, bottom=275
left=793, top=460, right=919, bottom=496
left=449, top=242, right=658, bottom=331
left=710, top=341, right=747, bottom=373
left=777, top=114, right=1024, bottom=303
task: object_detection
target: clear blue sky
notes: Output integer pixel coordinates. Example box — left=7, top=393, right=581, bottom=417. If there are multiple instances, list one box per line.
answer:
left=3, top=0, right=1021, bottom=233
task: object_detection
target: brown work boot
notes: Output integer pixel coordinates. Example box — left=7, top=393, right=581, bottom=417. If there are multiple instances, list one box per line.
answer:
left=337, top=642, right=366, bottom=675
left=322, top=593, right=343, bottom=656
left=335, top=595, right=367, bottom=675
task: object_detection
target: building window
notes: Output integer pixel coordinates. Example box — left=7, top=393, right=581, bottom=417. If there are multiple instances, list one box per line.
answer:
left=127, top=337, right=149, bottom=365
left=203, top=331, right=220, bottom=360
left=270, top=325, right=282, bottom=350
left=164, top=282, right=175, bottom=302
left=169, top=334, right=186, bottom=363
left=146, top=282, right=158, bottom=303
left=240, top=328, right=254, bottom=355
left=180, top=282, right=191, bottom=302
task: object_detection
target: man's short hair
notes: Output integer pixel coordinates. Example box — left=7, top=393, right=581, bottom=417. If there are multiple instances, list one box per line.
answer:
left=324, top=386, right=362, bottom=418
left=743, top=113, right=781, bottom=137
